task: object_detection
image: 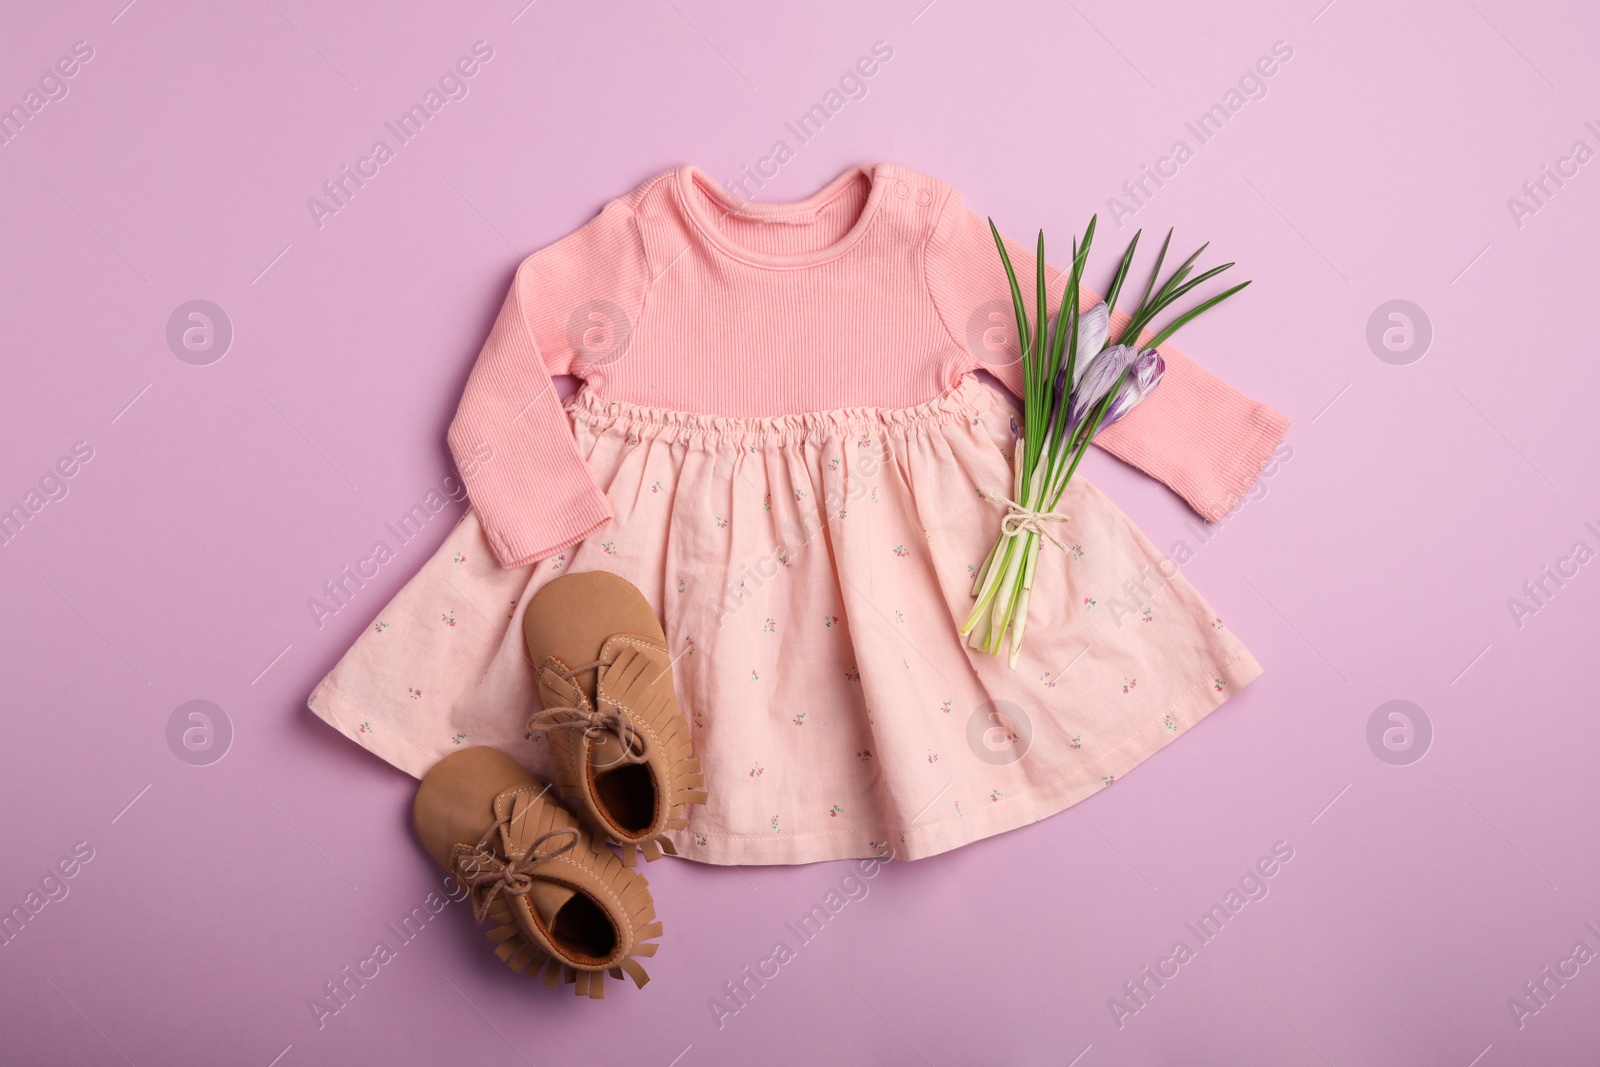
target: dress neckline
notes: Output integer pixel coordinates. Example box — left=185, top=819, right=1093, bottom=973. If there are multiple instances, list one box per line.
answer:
left=672, top=163, right=887, bottom=270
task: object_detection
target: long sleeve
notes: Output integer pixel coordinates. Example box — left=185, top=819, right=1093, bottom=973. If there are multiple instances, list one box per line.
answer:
left=926, top=188, right=1289, bottom=522
left=447, top=200, right=651, bottom=566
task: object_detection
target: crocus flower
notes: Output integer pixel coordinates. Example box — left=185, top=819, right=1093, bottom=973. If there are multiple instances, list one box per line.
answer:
left=1052, top=302, right=1111, bottom=400
left=1069, top=302, right=1110, bottom=387
left=1065, top=343, right=1139, bottom=433
left=1102, top=349, right=1166, bottom=427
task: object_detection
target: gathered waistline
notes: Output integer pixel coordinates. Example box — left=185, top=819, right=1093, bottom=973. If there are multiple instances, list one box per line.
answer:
left=565, top=375, right=996, bottom=444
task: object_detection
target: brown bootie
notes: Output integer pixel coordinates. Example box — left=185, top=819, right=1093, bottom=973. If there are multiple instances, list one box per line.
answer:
left=413, top=746, right=660, bottom=998
left=523, top=572, right=706, bottom=865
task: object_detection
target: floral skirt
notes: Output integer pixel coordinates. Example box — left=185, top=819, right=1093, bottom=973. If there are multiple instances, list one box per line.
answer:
left=308, top=376, right=1261, bottom=864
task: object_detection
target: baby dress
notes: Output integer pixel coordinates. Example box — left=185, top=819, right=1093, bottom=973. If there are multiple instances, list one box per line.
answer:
left=308, top=163, right=1289, bottom=864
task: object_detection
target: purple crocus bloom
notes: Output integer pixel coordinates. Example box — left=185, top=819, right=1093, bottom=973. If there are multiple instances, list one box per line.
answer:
left=1065, top=344, right=1139, bottom=434
left=1102, top=349, right=1166, bottom=427
left=1068, top=302, right=1110, bottom=389
left=1051, top=302, right=1111, bottom=402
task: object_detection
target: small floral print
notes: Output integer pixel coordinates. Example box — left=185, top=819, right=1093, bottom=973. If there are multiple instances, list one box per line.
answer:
left=624, top=432, right=640, bottom=446
left=714, top=516, right=729, bottom=529
left=692, top=710, right=705, bottom=729
left=677, top=579, right=687, bottom=593
left=828, top=805, right=844, bottom=818
left=823, top=615, right=839, bottom=629
left=522, top=729, right=543, bottom=743
left=600, top=540, right=617, bottom=556
left=857, top=436, right=872, bottom=449
left=749, top=763, right=764, bottom=778
left=1084, top=597, right=1097, bottom=610
left=770, top=815, right=780, bottom=833
left=843, top=667, right=860, bottom=682
left=1069, top=734, right=1083, bottom=750
left=927, top=750, right=939, bottom=764
left=650, top=480, right=664, bottom=493
left=762, top=493, right=772, bottom=511
left=763, top=618, right=776, bottom=633
left=868, top=840, right=890, bottom=857
left=692, top=832, right=707, bottom=847
left=837, top=507, right=848, bottom=520
left=988, top=721, right=1021, bottom=748
left=683, top=637, right=697, bottom=655
left=792, top=711, right=807, bottom=726
left=453, top=552, right=465, bottom=564
left=407, top=687, right=423, bottom=700
left=940, top=699, right=953, bottom=714
left=1211, top=617, right=1225, bottom=631
left=751, top=670, right=761, bottom=682
left=1213, top=677, right=1226, bottom=692
left=1069, top=543, right=1084, bottom=561
left=441, top=611, right=456, bottom=627
left=1141, top=607, right=1154, bottom=623
left=989, top=789, right=1003, bottom=802
left=1163, top=712, right=1177, bottom=732
left=450, top=733, right=467, bottom=746
left=891, top=544, right=909, bottom=558
left=1101, top=774, right=1116, bottom=785
left=372, top=621, right=389, bottom=633
left=828, top=458, right=841, bottom=471
left=1041, top=672, right=1058, bottom=689
left=894, top=610, right=905, bottom=625
left=777, top=551, right=792, bottom=568
left=358, top=722, right=372, bottom=734
left=870, top=488, right=879, bottom=503
left=857, top=749, right=873, bottom=761
left=794, top=489, right=807, bottom=502
left=1122, top=677, right=1138, bottom=694
left=955, top=800, right=963, bottom=815
left=967, top=563, right=977, bottom=576
left=550, top=553, right=566, bottom=570
left=506, top=598, right=518, bottom=620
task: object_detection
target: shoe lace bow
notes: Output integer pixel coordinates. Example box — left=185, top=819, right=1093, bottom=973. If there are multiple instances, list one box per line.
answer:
left=451, top=812, right=579, bottom=924
left=526, top=657, right=649, bottom=766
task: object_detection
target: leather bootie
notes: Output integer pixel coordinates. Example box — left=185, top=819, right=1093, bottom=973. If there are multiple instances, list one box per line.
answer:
left=413, top=746, right=661, bottom=997
left=523, top=572, right=706, bottom=865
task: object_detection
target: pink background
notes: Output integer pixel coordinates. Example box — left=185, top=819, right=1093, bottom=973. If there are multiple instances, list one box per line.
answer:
left=3, top=1, right=1598, bottom=1064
